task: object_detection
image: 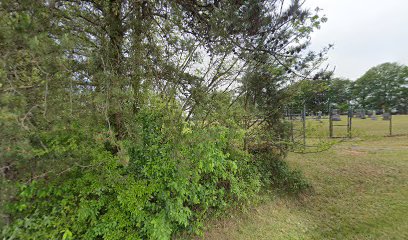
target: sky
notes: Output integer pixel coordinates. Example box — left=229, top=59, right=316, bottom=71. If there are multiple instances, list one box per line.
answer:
left=304, top=0, right=408, bottom=80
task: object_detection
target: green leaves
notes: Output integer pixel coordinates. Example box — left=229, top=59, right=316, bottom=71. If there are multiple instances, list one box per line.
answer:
left=3, top=103, right=261, bottom=239
left=354, top=62, right=408, bottom=112
left=1, top=0, right=322, bottom=237
left=61, top=229, right=72, bottom=240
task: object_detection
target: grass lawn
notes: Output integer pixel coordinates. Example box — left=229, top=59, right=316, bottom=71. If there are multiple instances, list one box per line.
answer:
left=204, top=115, right=408, bottom=239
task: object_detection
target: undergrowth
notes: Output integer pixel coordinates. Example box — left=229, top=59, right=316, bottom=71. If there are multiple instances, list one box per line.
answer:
left=2, top=102, right=309, bottom=240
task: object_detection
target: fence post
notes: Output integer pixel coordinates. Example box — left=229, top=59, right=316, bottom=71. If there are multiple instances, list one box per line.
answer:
left=302, top=104, right=306, bottom=147
left=329, top=105, right=333, bottom=138
left=289, top=108, right=294, bottom=143
left=348, top=107, right=352, bottom=138
left=389, top=114, right=392, bottom=136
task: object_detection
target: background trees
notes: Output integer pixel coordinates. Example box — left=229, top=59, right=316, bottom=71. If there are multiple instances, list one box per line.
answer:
left=353, top=62, right=408, bottom=113
left=284, top=63, right=408, bottom=114
left=286, top=78, right=330, bottom=113
left=327, top=78, right=353, bottom=111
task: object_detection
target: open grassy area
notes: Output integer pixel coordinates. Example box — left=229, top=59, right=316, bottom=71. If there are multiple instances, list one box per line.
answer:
left=204, top=115, right=408, bottom=239
left=307, top=114, right=408, bottom=138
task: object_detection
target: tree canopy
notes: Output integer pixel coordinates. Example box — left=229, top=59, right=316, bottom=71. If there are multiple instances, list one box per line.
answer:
left=353, top=62, right=408, bottom=112
left=286, top=63, right=408, bottom=114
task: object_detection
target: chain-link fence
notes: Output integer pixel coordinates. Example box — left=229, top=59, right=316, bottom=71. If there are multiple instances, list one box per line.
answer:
left=284, top=106, right=408, bottom=152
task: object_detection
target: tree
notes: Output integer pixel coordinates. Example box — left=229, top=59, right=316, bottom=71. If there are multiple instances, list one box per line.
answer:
left=1, top=0, right=328, bottom=237
left=284, top=78, right=330, bottom=113
left=353, top=62, right=408, bottom=112
left=327, top=78, right=353, bottom=111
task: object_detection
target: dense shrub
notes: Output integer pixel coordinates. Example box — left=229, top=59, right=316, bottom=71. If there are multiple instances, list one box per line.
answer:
left=1, top=0, right=327, bottom=238
left=2, top=103, right=261, bottom=240
left=3, top=101, right=311, bottom=239
left=254, top=152, right=311, bottom=194
left=2, top=103, right=311, bottom=240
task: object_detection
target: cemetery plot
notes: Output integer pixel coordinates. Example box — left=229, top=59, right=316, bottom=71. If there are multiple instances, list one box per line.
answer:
left=329, top=109, right=352, bottom=138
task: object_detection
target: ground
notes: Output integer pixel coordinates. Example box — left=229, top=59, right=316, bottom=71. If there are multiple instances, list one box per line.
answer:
left=204, top=115, right=408, bottom=240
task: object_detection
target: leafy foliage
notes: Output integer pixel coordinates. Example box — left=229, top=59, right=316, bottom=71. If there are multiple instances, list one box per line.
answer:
left=1, top=0, right=325, bottom=238
left=251, top=150, right=310, bottom=194
left=3, top=101, right=262, bottom=239
left=353, top=62, right=408, bottom=112
left=286, top=79, right=330, bottom=112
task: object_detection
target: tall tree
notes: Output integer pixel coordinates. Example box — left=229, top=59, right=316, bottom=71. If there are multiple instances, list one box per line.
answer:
left=353, top=62, right=408, bottom=112
left=284, top=78, right=330, bottom=113
left=327, top=77, right=352, bottom=111
left=1, top=0, right=329, bottom=237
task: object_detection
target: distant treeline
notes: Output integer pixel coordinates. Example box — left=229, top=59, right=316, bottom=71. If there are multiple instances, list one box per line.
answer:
left=287, top=62, right=408, bottom=114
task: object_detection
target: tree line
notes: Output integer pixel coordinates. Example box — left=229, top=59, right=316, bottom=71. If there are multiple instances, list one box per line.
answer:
left=288, top=62, right=408, bottom=114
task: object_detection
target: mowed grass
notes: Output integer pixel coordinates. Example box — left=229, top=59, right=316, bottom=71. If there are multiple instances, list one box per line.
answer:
left=204, top=115, right=408, bottom=239
left=305, top=114, right=408, bottom=139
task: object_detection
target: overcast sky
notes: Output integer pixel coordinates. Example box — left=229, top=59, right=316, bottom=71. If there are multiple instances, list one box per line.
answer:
left=304, top=0, right=408, bottom=80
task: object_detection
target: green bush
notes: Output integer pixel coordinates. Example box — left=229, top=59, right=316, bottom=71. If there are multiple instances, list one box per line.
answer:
left=3, top=103, right=261, bottom=240
left=254, top=152, right=311, bottom=194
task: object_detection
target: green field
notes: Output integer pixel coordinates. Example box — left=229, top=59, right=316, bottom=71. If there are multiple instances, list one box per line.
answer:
left=204, top=115, right=408, bottom=239
left=308, top=114, right=408, bottom=138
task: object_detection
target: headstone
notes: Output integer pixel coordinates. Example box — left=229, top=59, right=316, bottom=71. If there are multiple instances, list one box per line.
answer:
left=367, top=110, right=373, bottom=117
left=382, top=113, right=391, bottom=120
left=331, top=109, right=341, bottom=121
left=332, top=114, right=341, bottom=121
left=317, top=111, right=322, bottom=122
left=356, top=109, right=366, bottom=119
left=370, top=115, right=377, bottom=120
left=331, top=114, right=341, bottom=121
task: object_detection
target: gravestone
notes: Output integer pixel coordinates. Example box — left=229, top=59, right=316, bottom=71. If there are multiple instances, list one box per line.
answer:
left=367, top=110, right=373, bottom=117
left=331, top=109, right=341, bottom=121
left=356, top=109, right=366, bottom=119
left=332, top=114, right=341, bottom=121
left=317, top=111, right=322, bottom=122
left=382, top=113, right=391, bottom=120
left=361, top=109, right=366, bottom=119
left=370, top=115, right=377, bottom=120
